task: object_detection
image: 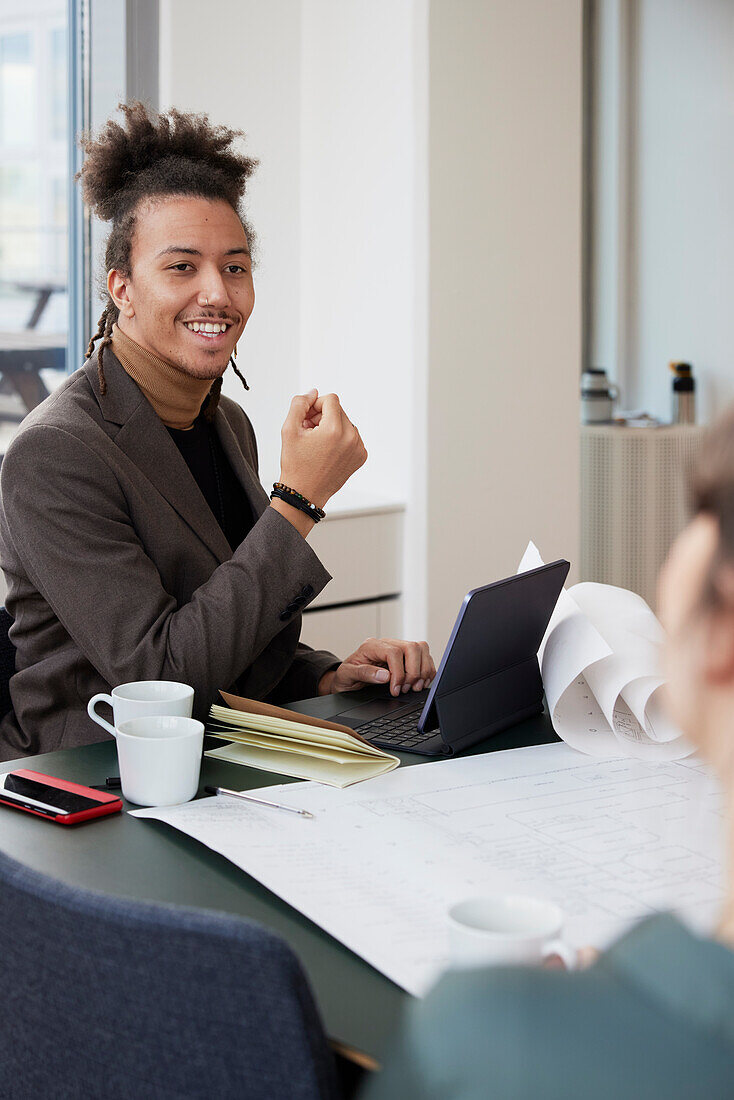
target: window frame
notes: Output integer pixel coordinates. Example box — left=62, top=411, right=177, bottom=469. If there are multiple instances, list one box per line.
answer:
left=67, top=0, right=159, bottom=373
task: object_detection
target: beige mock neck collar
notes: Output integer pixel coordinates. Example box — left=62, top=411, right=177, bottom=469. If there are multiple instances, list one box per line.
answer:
left=110, top=323, right=215, bottom=430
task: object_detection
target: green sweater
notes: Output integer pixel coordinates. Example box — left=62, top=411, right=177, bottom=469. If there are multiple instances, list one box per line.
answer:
left=363, top=915, right=734, bottom=1099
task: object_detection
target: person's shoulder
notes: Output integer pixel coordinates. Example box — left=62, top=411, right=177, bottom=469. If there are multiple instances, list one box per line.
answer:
left=8, top=361, right=99, bottom=442
left=368, top=966, right=585, bottom=1100
left=1, top=361, right=105, bottom=475
left=393, top=966, right=613, bottom=1100
left=395, top=920, right=734, bottom=1100
left=415, top=962, right=587, bottom=1056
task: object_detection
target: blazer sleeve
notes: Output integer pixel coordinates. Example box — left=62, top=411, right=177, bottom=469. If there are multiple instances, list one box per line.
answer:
left=266, top=643, right=341, bottom=704
left=226, top=401, right=342, bottom=702
left=0, top=422, right=333, bottom=716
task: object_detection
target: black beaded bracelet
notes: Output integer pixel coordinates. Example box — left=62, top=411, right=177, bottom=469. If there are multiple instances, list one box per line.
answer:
left=273, top=482, right=326, bottom=515
left=270, top=484, right=326, bottom=522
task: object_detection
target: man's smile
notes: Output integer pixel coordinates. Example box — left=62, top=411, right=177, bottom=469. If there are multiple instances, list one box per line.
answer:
left=179, top=317, right=236, bottom=346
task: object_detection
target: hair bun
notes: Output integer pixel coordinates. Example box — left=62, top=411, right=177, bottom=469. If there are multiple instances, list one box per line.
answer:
left=77, top=100, right=257, bottom=222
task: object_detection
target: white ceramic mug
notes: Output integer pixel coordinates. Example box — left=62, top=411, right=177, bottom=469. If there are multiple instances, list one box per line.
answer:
left=448, top=894, right=577, bottom=969
left=113, top=715, right=204, bottom=807
left=87, top=681, right=194, bottom=736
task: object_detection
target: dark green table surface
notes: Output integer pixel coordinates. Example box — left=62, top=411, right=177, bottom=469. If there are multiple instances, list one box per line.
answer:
left=0, top=686, right=558, bottom=1060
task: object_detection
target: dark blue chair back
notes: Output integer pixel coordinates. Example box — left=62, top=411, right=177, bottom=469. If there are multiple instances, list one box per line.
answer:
left=0, top=848, right=340, bottom=1099
left=0, top=606, right=14, bottom=720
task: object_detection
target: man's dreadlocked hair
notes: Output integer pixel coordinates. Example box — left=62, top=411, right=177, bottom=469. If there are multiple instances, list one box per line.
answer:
left=77, top=101, right=257, bottom=419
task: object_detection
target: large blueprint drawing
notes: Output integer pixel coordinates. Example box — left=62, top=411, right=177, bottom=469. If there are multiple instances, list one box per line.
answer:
left=133, top=743, right=724, bottom=995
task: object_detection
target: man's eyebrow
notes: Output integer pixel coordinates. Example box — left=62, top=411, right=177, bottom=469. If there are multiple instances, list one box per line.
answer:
left=156, top=246, right=251, bottom=258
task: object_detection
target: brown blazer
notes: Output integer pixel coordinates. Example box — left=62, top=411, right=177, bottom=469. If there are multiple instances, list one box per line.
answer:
left=0, top=350, right=339, bottom=760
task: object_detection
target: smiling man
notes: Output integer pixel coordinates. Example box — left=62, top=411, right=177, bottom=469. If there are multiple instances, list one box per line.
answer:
left=0, top=103, right=435, bottom=759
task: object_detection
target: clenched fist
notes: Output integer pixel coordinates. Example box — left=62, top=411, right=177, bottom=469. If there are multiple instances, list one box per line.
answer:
left=279, top=389, right=367, bottom=509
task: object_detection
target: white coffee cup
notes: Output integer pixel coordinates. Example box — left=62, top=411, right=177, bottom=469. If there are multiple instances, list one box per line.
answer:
left=87, top=681, right=194, bottom=736
left=113, top=715, right=204, bottom=807
left=448, top=894, right=577, bottom=970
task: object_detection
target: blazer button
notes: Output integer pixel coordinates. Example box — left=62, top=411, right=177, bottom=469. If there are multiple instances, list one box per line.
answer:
left=279, top=611, right=290, bottom=622
left=301, top=584, right=314, bottom=599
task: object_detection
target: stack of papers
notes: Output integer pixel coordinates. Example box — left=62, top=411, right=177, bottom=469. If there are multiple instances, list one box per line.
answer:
left=205, top=692, right=399, bottom=787
left=519, top=543, right=691, bottom=760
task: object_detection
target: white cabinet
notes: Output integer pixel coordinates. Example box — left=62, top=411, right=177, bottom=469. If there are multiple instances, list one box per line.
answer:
left=299, top=598, right=404, bottom=658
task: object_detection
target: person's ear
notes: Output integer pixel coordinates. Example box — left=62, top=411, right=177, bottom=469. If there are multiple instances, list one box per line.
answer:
left=107, top=269, right=134, bottom=318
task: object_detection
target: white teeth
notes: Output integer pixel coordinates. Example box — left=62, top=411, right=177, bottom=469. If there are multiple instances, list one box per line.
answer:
left=185, top=321, right=228, bottom=335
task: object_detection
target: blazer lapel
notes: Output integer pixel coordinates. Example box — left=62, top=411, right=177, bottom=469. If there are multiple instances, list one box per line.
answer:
left=87, top=351, right=232, bottom=563
left=214, top=409, right=271, bottom=521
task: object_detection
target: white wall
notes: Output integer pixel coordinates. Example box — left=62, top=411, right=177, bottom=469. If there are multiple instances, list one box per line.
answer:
left=425, top=0, right=583, bottom=650
left=160, top=0, right=417, bottom=499
left=161, top=0, right=583, bottom=655
left=160, top=0, right=304, bottom=487
left=591, top=0, right=734, bottom=425
left=299, top=0, right=417, bottom=499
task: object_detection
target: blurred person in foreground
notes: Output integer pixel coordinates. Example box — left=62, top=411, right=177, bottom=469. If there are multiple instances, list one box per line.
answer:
left=364, top=407, right=734, bottom=1099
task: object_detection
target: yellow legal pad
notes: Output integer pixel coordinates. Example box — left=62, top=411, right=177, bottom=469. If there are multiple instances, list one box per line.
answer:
left=205, top=691, right=400, bottom=787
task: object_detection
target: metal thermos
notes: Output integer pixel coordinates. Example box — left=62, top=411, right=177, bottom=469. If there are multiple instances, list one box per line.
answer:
left=581, top=368, right=619, bottom=424
left=670, top=362, right=696, bottom=424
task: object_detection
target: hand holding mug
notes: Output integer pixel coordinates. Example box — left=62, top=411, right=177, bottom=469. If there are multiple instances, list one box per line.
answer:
left=448, top=894, right=578, bottom=970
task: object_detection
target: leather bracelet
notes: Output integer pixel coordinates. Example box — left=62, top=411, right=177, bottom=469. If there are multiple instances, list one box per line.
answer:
left=270, top=484, right=326, bottom=522
left=273, top=483, right=326, bottom=518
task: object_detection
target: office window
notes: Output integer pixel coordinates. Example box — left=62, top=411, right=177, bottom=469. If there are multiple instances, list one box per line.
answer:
left=0, top=31, right=35, bottom=144
left=0, top=2, right=68, bottom=446
left=587, top=0, right=734, bottom=426
left=50, top=25, right=67, bottom=142
left=0, top=0, right=157, bottom=456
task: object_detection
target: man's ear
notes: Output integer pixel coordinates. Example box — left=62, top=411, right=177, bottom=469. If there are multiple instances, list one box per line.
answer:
left=107, top=269, right=134, bottom=318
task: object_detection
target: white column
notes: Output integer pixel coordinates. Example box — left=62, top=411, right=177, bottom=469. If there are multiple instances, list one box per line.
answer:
left=425, top=0, right=583, bottom=651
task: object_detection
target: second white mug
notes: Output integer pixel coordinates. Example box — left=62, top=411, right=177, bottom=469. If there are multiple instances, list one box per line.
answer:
left=87, top=680, right=194, bottom=735
left=114, top=714, right=204, bottom=807
left=447, top=894, right=577, bottom=970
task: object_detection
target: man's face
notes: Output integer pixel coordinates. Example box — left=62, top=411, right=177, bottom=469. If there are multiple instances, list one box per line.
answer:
left=108, top=195, right=255, bottom=379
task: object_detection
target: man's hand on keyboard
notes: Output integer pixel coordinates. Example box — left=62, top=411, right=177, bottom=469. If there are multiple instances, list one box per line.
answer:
left=318, top=637, right=437, bottom=697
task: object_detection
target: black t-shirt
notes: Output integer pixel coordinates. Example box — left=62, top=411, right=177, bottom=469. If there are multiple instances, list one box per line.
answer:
left=167, top=414, right=254, bottom=551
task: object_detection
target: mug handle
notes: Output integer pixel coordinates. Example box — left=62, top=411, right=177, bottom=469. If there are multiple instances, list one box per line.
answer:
left=87, top=693, right=117, bottom=737
left=542, top=939, right=578, bottom=971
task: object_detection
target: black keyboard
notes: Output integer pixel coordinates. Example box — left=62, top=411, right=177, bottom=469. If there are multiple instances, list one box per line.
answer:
left=358, top=706, right=435, bottom=749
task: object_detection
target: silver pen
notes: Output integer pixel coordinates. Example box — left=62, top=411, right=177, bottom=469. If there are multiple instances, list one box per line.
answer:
left=204, top=784, right=313, bottom=818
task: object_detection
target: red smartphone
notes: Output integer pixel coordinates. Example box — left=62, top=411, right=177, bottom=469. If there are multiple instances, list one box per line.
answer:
left=0, top=769, right=123, bottom=824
